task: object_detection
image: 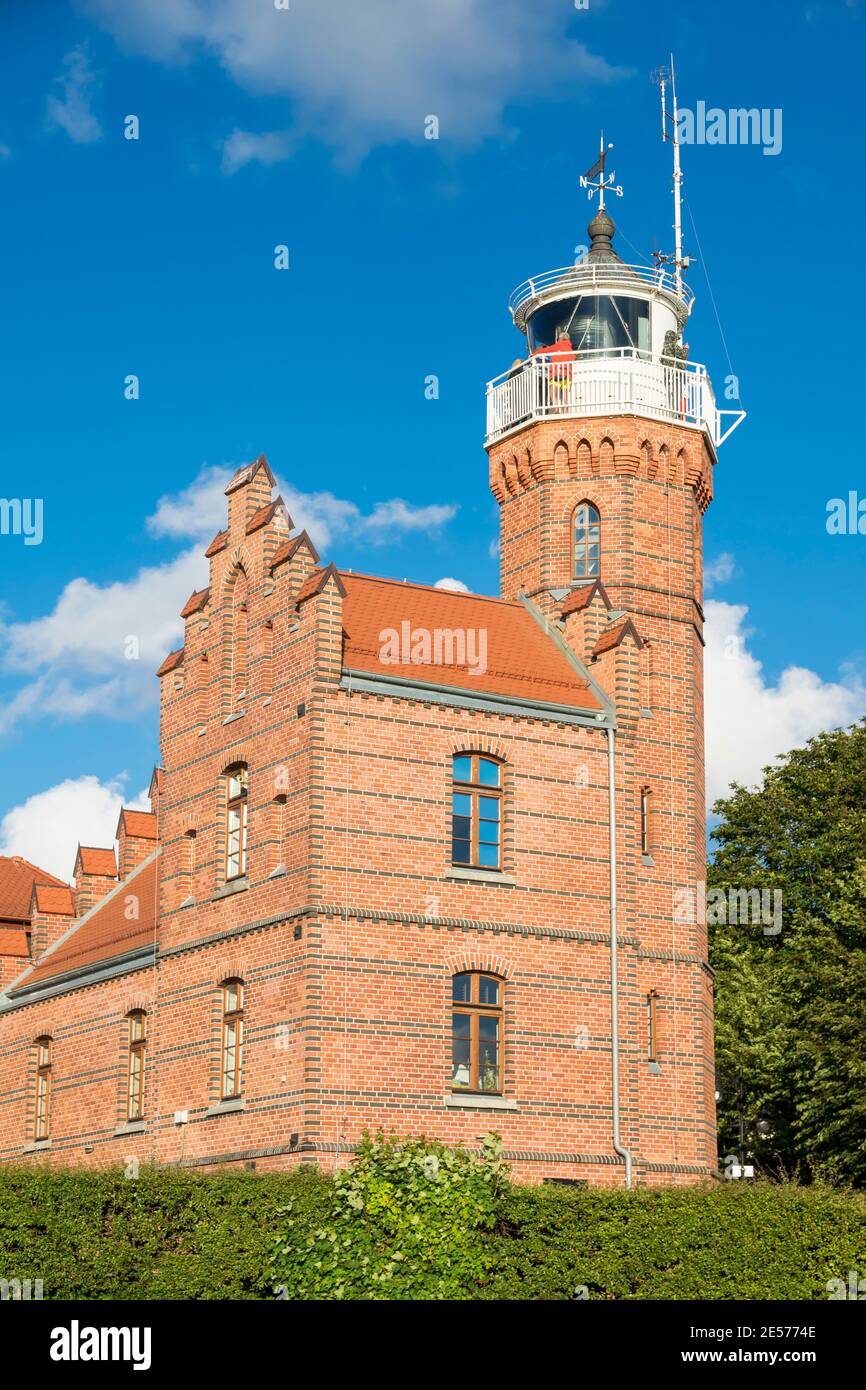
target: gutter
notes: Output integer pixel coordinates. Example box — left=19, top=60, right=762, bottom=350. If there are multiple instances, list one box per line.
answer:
left=607, top=725, right=633, bottom=1188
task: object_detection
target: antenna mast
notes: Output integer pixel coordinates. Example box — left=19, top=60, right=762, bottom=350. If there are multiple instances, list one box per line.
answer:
left=652, top=57, right=688, bottom=297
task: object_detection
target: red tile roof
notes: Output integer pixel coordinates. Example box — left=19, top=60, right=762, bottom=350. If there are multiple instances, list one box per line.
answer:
left=0, top=857, right=67, bottom=923
left=340, top=573, right=602, bottom=712
left=593, top=617, right=643, bottom=657
left=75, top=846, right=117, bottom=878
left=180, top=587, right=210, bottom=618
left=562, top=579, right=610, bottom=617
left=156, top=647, right=184, bottom=677
left=0, top=928, right=29, bottom=959
left=32, top=884, right=76, bottom=916
left=117, top=809, right=158, bottom=841
left=271, top=531, right=319, bottom=572
left=246, top=497, right=290, bottom=536
left=205, top=529, right=228, bottom=558
left=23, top=854, right=159, bottom=987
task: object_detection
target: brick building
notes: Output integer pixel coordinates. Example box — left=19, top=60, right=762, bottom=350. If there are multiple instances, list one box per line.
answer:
left=0, top=205, right=730, bottom=1184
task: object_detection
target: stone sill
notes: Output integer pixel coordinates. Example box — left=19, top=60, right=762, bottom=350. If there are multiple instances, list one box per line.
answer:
left=222, top=710, right=245, bottom=726
left=212, top=876, right=249, bottom=900
left=114, top=1121, right=147, bottom=1137
left=446, top=867, right=516, bottom=887
left=22, top=1140, right=51, bottom=1153
left=641, top=854, right=655, bottom=867
left=443, top=1093, right=517, bottom=1111
left=204, top=1098, right=246, bottom=1118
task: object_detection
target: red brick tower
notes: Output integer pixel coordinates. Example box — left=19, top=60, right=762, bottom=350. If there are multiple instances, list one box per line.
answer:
left=484, top=188, right=731, bottom=1180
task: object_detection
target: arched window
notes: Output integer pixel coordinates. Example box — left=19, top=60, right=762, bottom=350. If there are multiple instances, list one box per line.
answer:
left=224, top=764, right=249, bottom=881
left=220, top=979, right=244, bottom=1099
left=573, top=501, right=601, bottom=578
left=451, top=973, right=503, bottom=1094
left=33, top=1037, right=51, bottom=1140
left=126, top=1011, right=147, bottom=1122
left=451, top=754, right=501, bottom=870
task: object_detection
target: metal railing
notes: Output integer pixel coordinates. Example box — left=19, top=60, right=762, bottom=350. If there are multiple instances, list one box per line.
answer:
left=509, top=262, right=695, bottom=326
left=485, top=348, right=719, bottom=446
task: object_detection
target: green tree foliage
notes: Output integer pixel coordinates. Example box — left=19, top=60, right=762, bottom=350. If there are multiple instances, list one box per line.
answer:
left=709, top=719, right=866, bottom=1184
left=269, top=1132, right=508, bottom=1300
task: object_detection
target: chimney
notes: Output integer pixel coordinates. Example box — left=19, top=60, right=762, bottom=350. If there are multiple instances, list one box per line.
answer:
left=116, top=809, right=159, bottom=879
left=29, top=883, right=76, bottom=960
left=73, top=845, right=118, bottom=915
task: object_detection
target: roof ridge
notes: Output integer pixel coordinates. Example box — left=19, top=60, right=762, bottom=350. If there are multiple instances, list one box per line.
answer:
left=340, top=571, right=523, bottom=608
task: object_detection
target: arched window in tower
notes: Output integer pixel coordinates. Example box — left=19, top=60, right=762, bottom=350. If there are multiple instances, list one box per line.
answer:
left=224, top=764, right=249, bottom=881
left=573, top=501, right=601, bottom=578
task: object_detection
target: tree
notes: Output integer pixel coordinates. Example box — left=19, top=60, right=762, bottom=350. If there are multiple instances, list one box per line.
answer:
left=709, top=719, right=866, bottom=1185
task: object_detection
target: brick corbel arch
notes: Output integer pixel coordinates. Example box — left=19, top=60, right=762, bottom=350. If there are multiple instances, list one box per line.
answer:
left=445, top=952, right=514, bottom=980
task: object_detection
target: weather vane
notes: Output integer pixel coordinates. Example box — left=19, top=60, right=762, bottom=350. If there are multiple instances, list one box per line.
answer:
left=579, top=131, right=623, bottom=212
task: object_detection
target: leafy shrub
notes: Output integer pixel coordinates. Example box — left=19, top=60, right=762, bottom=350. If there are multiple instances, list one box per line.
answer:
left=269, top=1131, right=508, bottom=1300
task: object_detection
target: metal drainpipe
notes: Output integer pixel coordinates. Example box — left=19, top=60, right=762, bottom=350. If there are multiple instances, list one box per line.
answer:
left=607, top=725, right=634, bottom=1189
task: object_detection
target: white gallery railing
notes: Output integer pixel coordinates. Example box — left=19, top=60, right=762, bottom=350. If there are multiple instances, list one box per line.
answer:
left=485, top=348, right=723, bottom=446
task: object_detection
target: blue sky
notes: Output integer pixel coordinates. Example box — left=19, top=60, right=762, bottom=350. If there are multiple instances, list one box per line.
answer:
left=1, top=0, right=864, bottom=875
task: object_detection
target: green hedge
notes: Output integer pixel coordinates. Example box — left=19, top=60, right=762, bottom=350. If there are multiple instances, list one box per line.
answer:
left=0, top=1162, right=863, bottom=1300
left=481, top=1182, right=866, bottom=1300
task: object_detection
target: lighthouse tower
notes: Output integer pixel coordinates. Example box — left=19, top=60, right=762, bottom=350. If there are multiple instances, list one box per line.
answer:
left=484, top=116, right=741, bottom=1180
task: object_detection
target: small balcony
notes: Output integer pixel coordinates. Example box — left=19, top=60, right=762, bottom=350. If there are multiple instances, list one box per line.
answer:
left=485, top=348, right=727, bottom=450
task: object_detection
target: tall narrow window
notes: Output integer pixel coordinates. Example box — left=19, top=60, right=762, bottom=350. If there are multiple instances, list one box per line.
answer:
left=451, top=973, right=503, bottom=1094
left=225, top=765, right=249, bottom=880
left=573, top=501, right=601, bottom=578
left=34, top=1037, right=51, bottom=1140
left=451, top=754, right=501, bottom=870
left=226, top=568, right=249, bottom=710
left=647, top=989, right=659, bottom=1062
left=127, top=1011, right=147, bottom=1121
left=221, top=980, right=244, bottom=1099
left=640, top=786, right=653, bottom=857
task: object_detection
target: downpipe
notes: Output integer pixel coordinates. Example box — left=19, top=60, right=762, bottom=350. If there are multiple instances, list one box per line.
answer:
left=607, top=725, right=634, bottom=1189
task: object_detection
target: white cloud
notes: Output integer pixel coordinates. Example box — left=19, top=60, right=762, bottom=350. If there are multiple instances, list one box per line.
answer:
left=704, top=551, right=735, bottom=592
left=147, top=465, right=457, bottom=551
left=434, top=577, right=469, bottom=592
left=84, top=0, right=626, bottom=160
left=704, top=600, right=866, bottom=806
left=221, top=127, right=293, bottom=174
left=1, top=465, right=456, bottom=736
left=45, top=44, right=103, bottom=144
left=0, top=775, right=149, bottom=880
left=0, top=547, right=204, bottom=734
